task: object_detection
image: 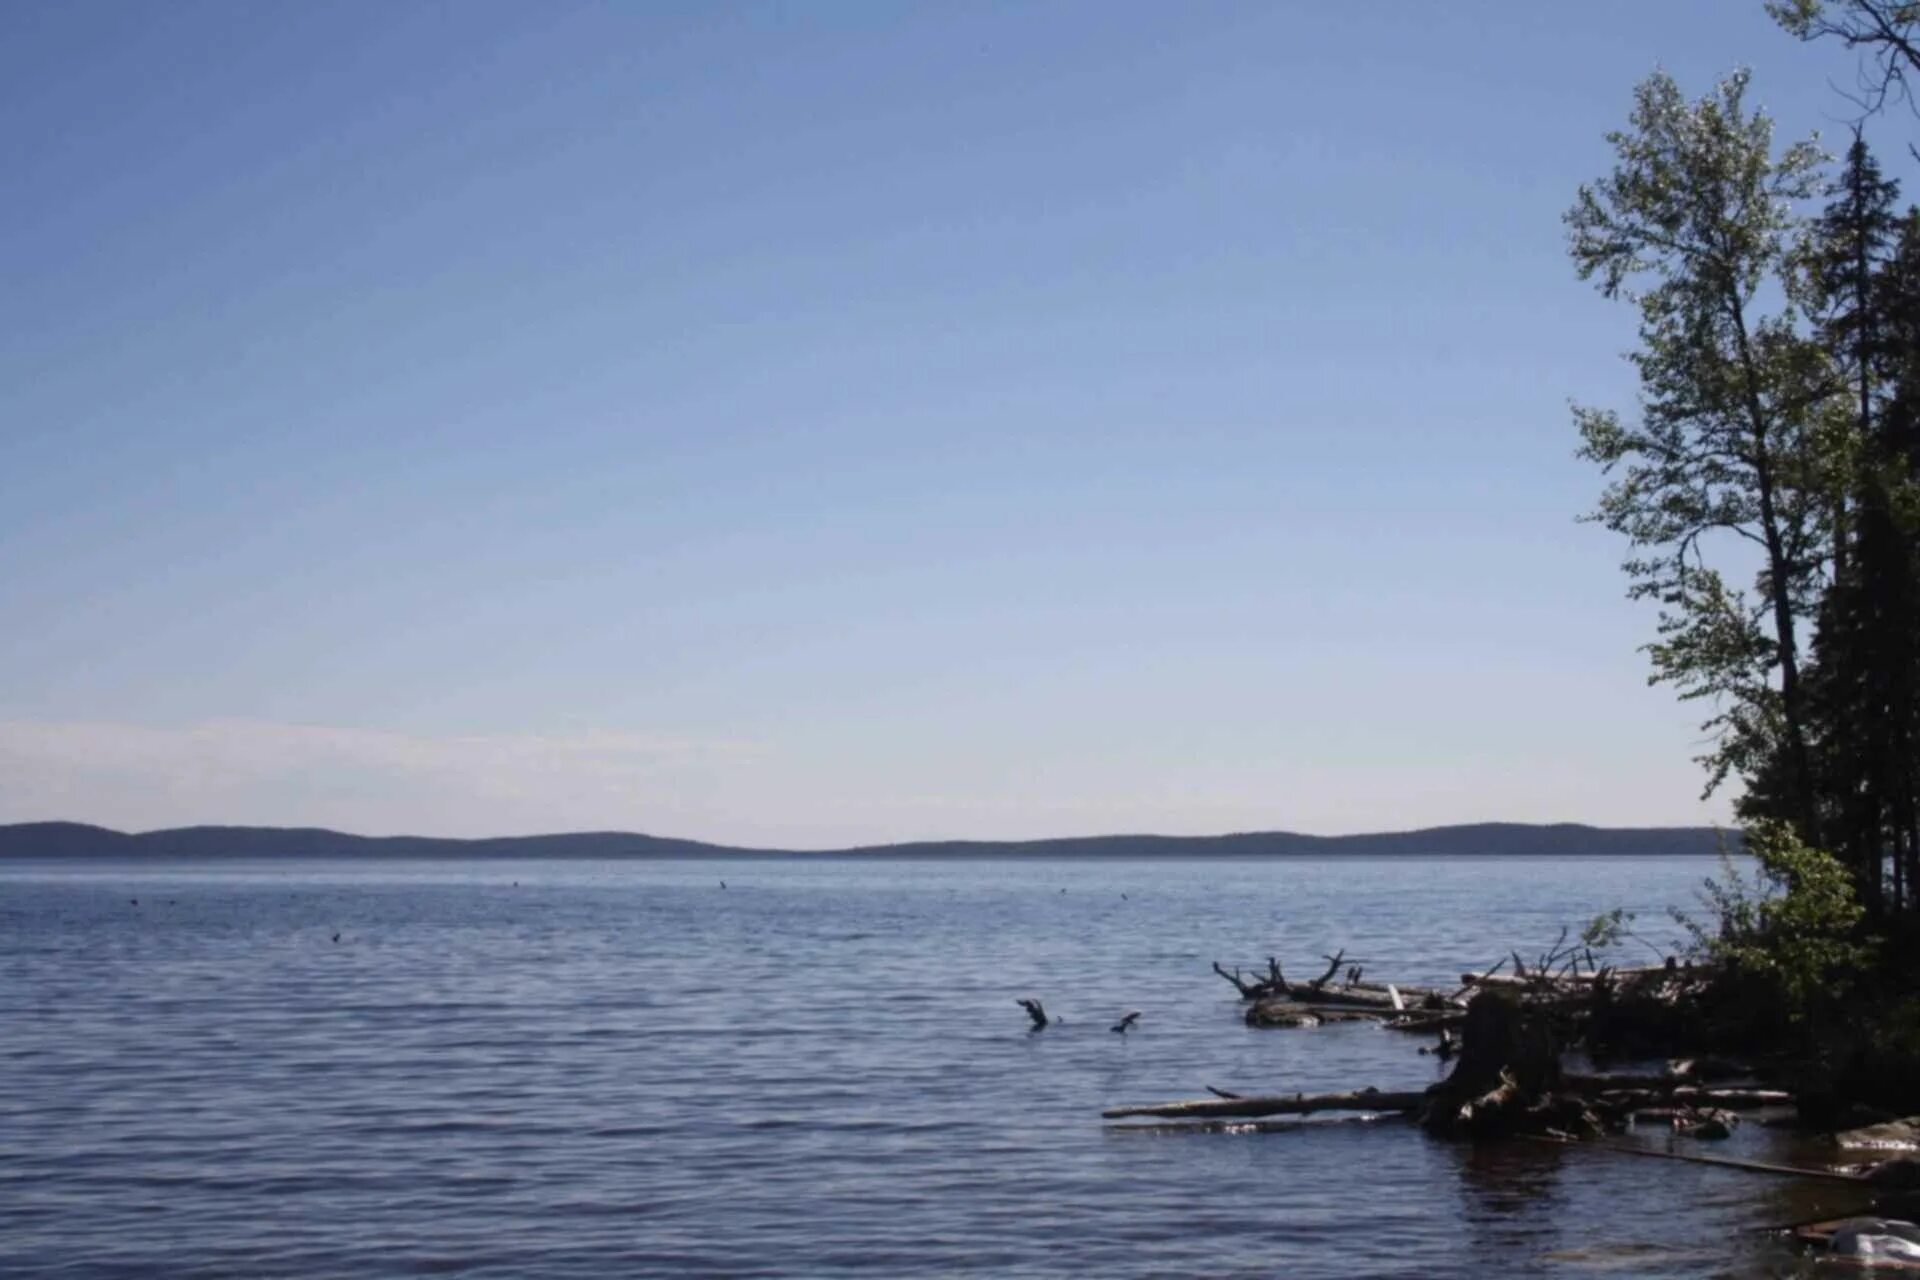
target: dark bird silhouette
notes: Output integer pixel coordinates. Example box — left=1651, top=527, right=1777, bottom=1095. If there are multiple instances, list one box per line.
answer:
left=720, top=881, right=727, bottom=889
left=331, top=933, right=340, bottom=943
left=1111, top=1011, right=1141, bottom=1034
left=1016, top=998, right=1049, bottom=1030
left=129, top=899, right=138, bottom=906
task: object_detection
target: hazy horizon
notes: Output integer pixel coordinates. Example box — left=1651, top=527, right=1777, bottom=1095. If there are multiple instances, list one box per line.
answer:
left=1, top=809, right=1733, bottom=845
left=7, top=3, right=1902, bottom=844
left=0, top=710, right=1739, bottom=846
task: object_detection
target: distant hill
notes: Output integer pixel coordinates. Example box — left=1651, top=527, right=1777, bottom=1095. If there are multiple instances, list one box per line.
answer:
left=0, top=820, right=1738, bottom=860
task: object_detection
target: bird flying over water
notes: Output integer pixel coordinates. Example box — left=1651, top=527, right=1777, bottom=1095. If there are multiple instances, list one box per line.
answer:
left=1111, top=1011, right=1141, bottom=1034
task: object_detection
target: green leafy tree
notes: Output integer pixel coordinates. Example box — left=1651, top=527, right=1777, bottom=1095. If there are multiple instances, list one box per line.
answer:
left=1566, top=70, right=1833, bottom=833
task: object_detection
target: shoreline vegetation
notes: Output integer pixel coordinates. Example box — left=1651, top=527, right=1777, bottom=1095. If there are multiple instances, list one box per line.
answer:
left=0, top=819, right=1736, bottom=860
left=1100, top=7, right=1920, bottom=1265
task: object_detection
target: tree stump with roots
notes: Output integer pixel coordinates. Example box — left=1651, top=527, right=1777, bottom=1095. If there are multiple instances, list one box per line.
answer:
left=1421, top=991, right=1584, bottom=1138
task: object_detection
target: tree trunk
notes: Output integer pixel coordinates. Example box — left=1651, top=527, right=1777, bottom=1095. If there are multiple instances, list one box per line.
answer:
left=1731, top=293, right=1820, bottom=846
left=1420, top=992, right=1562, bottom=1138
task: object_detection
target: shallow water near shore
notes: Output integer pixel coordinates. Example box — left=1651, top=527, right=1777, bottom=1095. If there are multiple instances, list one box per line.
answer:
left=0, top=854, right=1874, bottom=1277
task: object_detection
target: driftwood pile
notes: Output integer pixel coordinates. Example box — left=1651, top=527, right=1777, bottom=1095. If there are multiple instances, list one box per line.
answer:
left=1109, top=989, right=1782, bottom=1138
left=1211, top=936, right=1701, bottom=1044
left=1104, top=940, right=1920, bottom=1269
left=1211, top=949, right=1462, bottom=1032
left=1114, top=939, right=1774, bottom=1142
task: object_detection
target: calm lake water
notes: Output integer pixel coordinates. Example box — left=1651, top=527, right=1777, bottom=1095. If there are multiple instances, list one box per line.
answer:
left=0, top=854, right=1869, bottom=1278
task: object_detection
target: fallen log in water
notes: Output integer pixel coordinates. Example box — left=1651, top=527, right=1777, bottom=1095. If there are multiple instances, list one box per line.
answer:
left=1157, top=938, right=1795, bottom=1156
left=1213, top=956, right=1458, bottom=1011
left=1287, top=984, right=1429, bottom=1010
left=1382, top=1010, right=1466, bottom=1032
left=1311, top=981, right=1421, bottom=1009
left=1112, top=994, right=1594, bottom=1135
left=1550, top=1058, right=1756, bottom=1088
left=1564, top=1071, right=1703, bottom=1091
left=1457, top=963, right=1691, bottom=998
left=1244, top=999, right=1401, bottom=1027
left=1103, top=1087, right=1427, bottom=1121
left=1562, top=968, right=1666, bottom=984
left=1447, top=954, right=1509, bottom=1002
left=1555, top=1069, right=1792, bottom=1109
left=1106, top=1113, right=1403, bottom=1136
left=1244, top=1002, right=1325, bottom=1029
left=1458, top=972, right=1545, bottom=991
left=1596, top=1086, right=1794, bottom=1110
left=1833, top=1116, right=1920, bottom=1152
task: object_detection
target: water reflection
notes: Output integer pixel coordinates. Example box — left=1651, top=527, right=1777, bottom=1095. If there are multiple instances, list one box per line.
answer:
left=1447, top=1139, right=1578, bottom=1268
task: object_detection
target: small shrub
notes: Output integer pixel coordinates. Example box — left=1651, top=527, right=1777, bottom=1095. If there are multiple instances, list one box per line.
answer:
left=1677, top=821, right=1871, bottom=1023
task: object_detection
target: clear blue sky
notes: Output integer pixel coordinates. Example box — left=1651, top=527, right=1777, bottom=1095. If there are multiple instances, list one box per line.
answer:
left=0, top=2, right=1904, bottom=844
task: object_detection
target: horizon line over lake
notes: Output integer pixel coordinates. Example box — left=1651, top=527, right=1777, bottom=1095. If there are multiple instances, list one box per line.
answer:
left=0, top=818, right=1741, bottom=860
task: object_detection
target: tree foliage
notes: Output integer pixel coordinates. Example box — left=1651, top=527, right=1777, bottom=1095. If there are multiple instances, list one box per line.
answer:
left=1565, top=71, right=1831, bottom=824
left=1792, top=140, right=1920, bottom=910
left=1570, top=53, right=1920, bottom=915
left=1677, top=820, right=1870, bottom=1018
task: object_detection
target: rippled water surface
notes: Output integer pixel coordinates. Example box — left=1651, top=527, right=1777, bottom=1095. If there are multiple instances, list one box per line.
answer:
left=0, top=855, right=1871, bottom=1277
